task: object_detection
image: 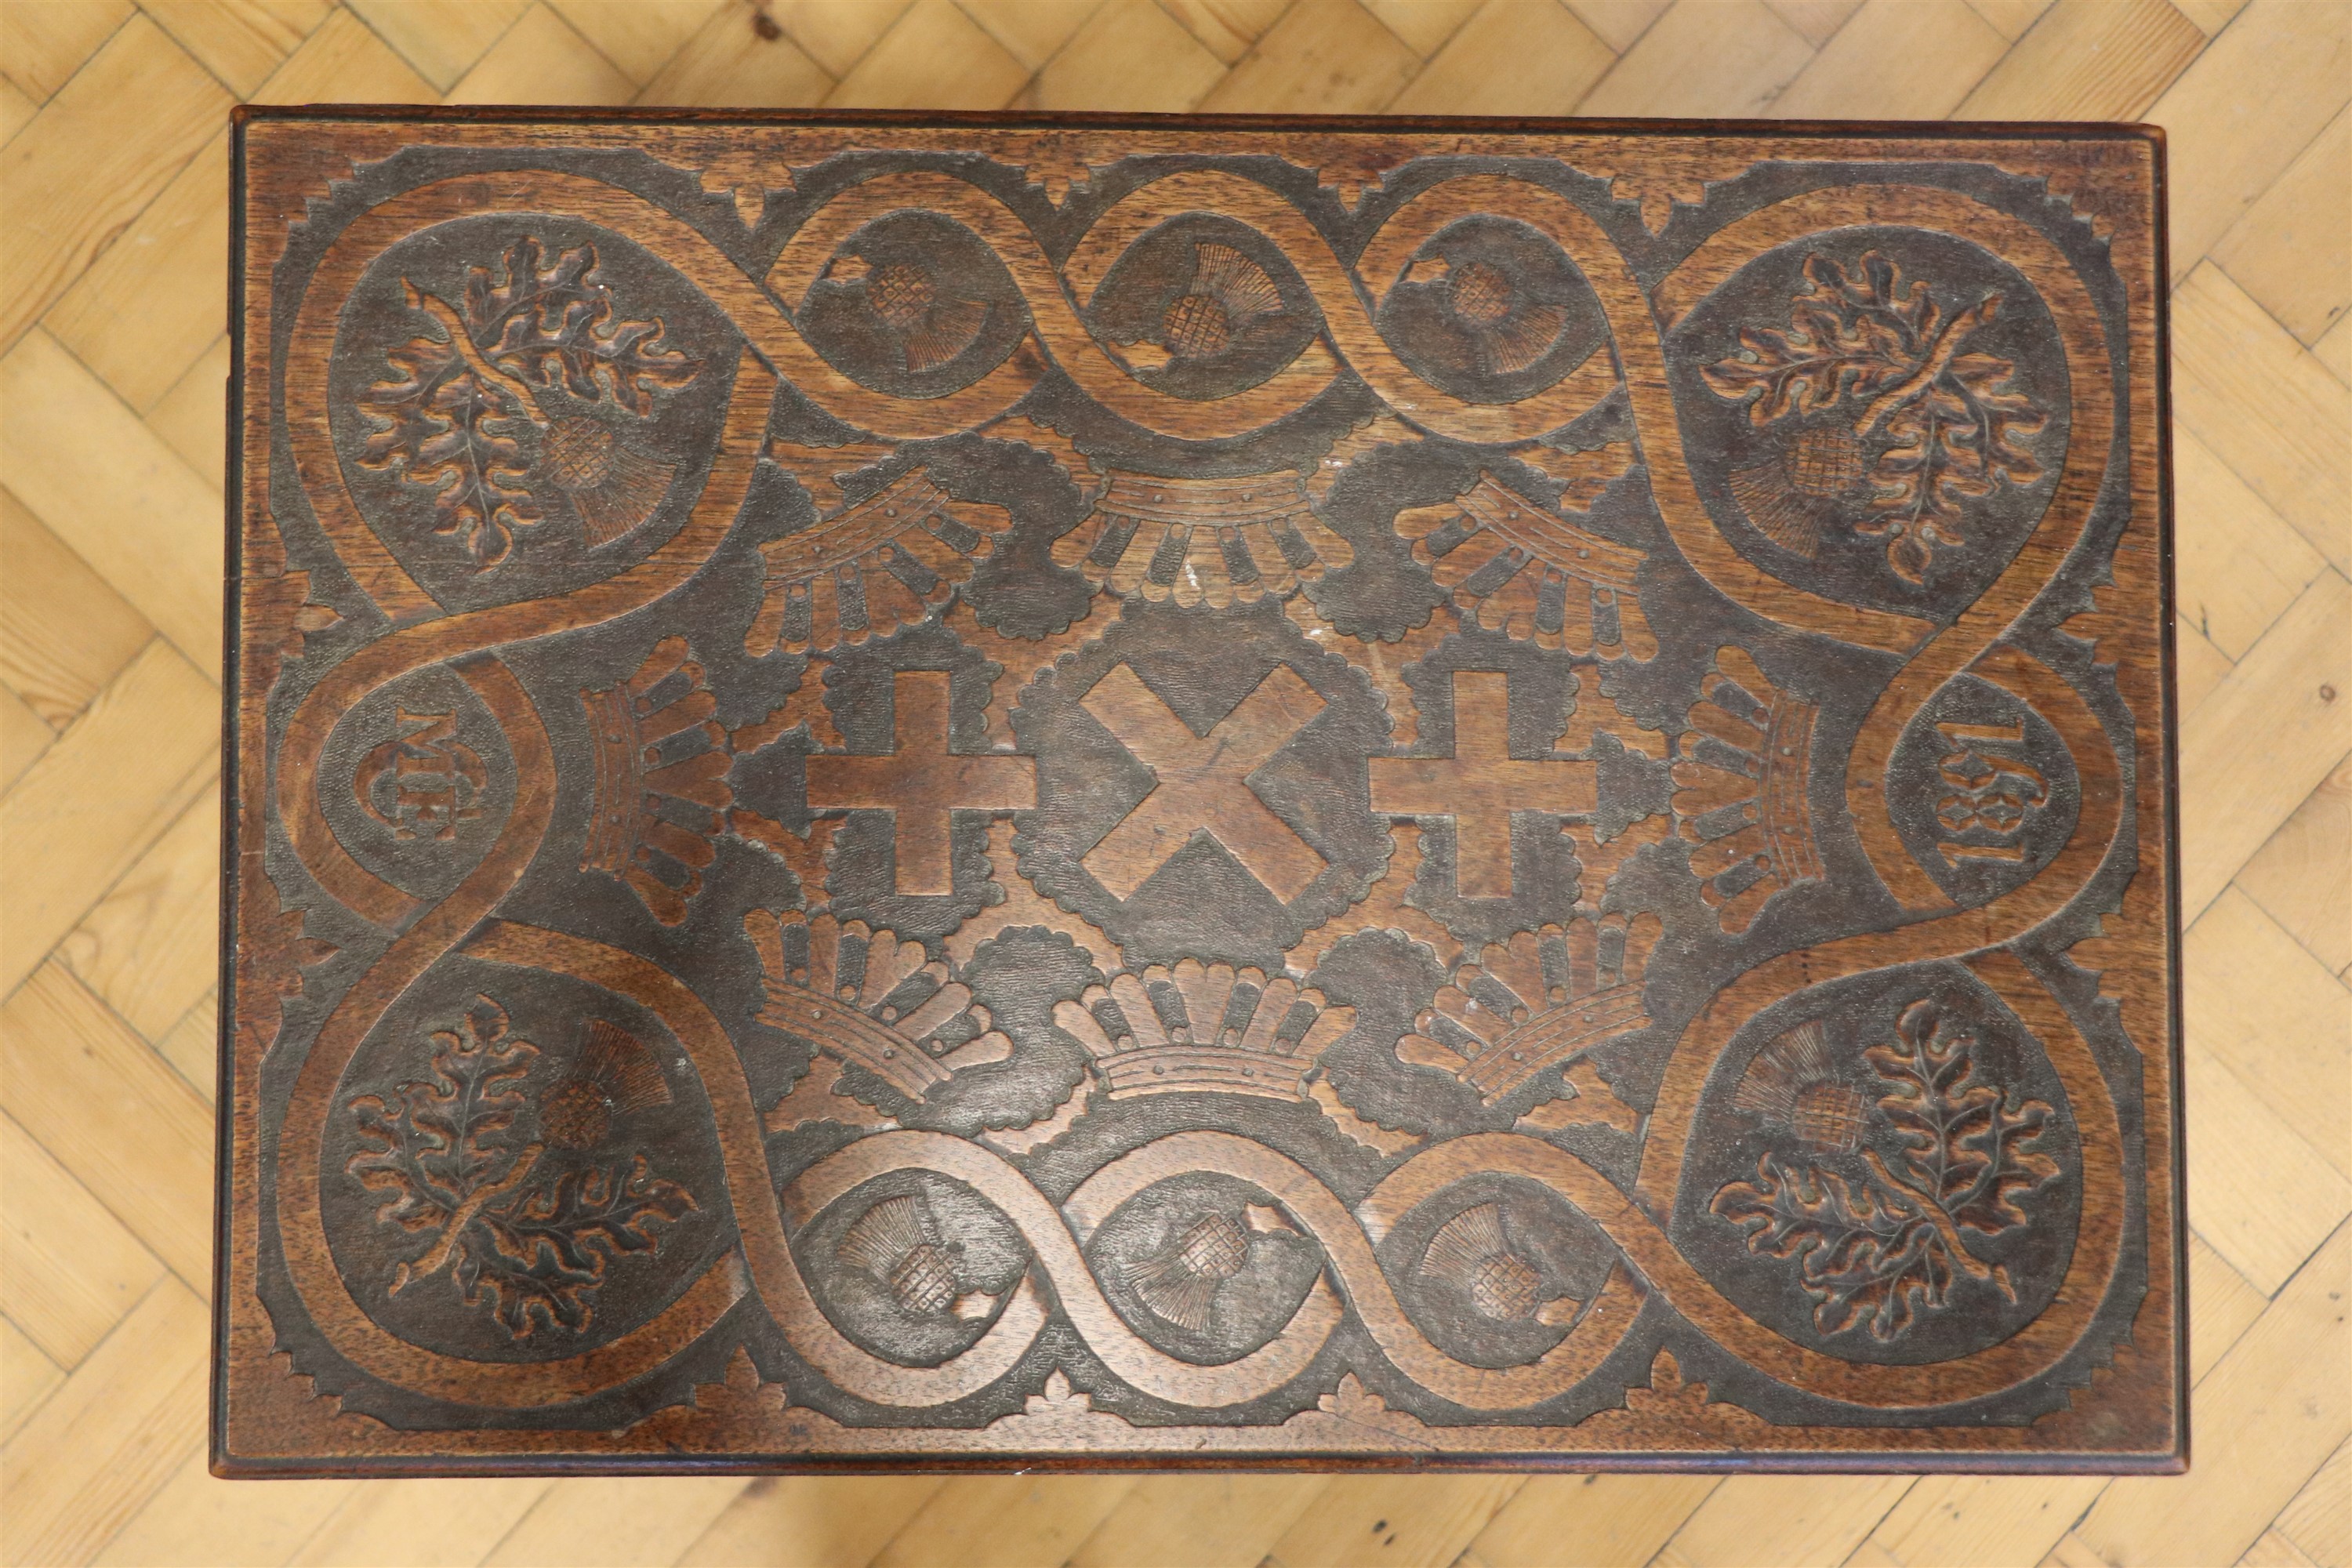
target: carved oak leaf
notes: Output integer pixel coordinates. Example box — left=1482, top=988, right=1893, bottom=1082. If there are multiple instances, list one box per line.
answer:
left=1711, top=1151, right=1955, bottom=1340
left=359, top=332, right=542, bottom=568
left=466, top=238, right=700, bottom=416
left=1864, top=998, right=2059, bottom=1239
left=464, top=1155, right=697, bottom=1338
left=1705, top=252, right=2046, bottom=584
left=347, top=996, right=537, bottom=1241
left=1714, top=996, right=2057, bottom=1341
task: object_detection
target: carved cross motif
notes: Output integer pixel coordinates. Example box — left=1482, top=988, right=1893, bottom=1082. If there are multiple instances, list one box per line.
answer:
left=1080, top=662, right=1327, bottom=902
left=1369, top=671, right=1595, bottom=898
left=805, top=671, right=1035, bottom=895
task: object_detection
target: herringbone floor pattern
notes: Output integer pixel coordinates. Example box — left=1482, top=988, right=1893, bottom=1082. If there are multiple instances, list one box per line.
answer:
left=2, top=1, right=2347, bottom=1564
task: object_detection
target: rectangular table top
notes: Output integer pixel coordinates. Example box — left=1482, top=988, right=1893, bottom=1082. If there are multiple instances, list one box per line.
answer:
left=220, top=110, right=2180, bottom=1475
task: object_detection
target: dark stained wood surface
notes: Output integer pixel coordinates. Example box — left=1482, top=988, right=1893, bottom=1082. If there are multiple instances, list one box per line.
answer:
left=217, top=111, right=2180, bottom=1475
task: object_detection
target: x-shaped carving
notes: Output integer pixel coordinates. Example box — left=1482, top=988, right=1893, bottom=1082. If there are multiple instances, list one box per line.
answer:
left=1080, top=662, right=1327, bottom=902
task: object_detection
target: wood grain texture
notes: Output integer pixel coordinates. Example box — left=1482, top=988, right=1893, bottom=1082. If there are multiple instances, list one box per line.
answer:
left=0, top=0, right=2343, bottom=1559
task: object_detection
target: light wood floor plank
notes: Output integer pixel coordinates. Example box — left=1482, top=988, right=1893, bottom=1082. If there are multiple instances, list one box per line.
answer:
left=343, top=0, right=528, bottom=92
left=0, top=1110, right=165, bottom=1370
left=1868, top=1472, right=2110, bottom=1568
left=93, top=1445, right=355, bottom=1568
left=42, top=124, right=228, bottom=414
left=2186, top=1022, right=2352, bottom=1295
left=0, top=1278, right=209, bottom=1568
left=873, top=1475, right=1142, bottom=1568
left=0, top=639, right=217, bottom=994
left=1768, top=0, right=2007, bottom=118
left=2278, top=1436, right=2352, bottom=1568
left=2190, top=1230, right=2273, bottom=1385
left=289, top=1477, right=557, bottom=1567
left=58, top=782, right=220, bottom=1041
left=1265, top=1474, right=1523, bottom=1567
left=1363, top=0, right=1486, bottom=56
left=825, top=0, right=1030, bottom=109
left=1765, top=0, right=1863, bottom=48
left=1957, top=0, right=2204, bottom=120
left=151, top=990, right=220, bottom=1105
left=0, top=0, right=133, bottom=103
left=2170, top=0, right=2246, bottom=34
left=0, top=680, right=53, bottom=792
left=143, top=333, right=229, bottom=495
left=770, top=0, right=917, bottom=79
left=1655, top=1475, right=1913, bottom=1568
left=1567, top=0, right=1675, bottom=53
left=1033, top=2, right=1232, bottom=114
left=2173, top=422, right=2329, bottom=662
left=2212, top=107, right=2351, bottom=349
left=2179, top=616, right=2235, bottom=720
left=0, top=964, right=218, bottom=1292
left=2077, top=1222, right=2351, bottom=1567
left=2318, top=310, right=2352, bottom=389
left=137, top=0, right=331, bottom=99
left=0, top=74, right=35, bottom=146
left=2150, top=0, right=2352, bottom=279
left=1578, top=0, right=1814, bottom=115
left=2174, top=264, right=2352, bottom=575
left=0, top=13, right=227, bottom=351
left=958, top=0, right=1102, bottom=72
left=1195, top=0, right=1421, bottom=113
left=481, top=1475, right=750, bottom=1568
left=637, top=5, right=832, bottom=108
left=247, top=6, right=438, bottom=104
left=543, top=0, right=724, bottom=87
left=447, top=2, right=635, bottom=106
left=0, top=488, right=154, bottom=733
left=0, top=331, right=227, bottom=679
left=1964, top=0, right=2056, bottom=41
left=678, top=1475, right=949, bottom=1567
left=2239, top=750, right=2352, bottom=976
left=1461, top=1474, right=1719, bottom=1567
left=1388, top=0, right=1615, bottom=116
left=0, top=1313, right=65, bottom=1446
left=2243, top=1529, right=2329, bottom=1568
left=1065, top=1474, right=1330, bottom=1567
left=2186, top=886, right=2352, bottom=1181
left=2274, top=1436, right=2352, bottom=1568
left=2177, top=572, right=2352, bottom=923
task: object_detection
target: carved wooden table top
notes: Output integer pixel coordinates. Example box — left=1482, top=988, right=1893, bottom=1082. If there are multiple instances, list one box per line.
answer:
left=220, top=111, right=2180, bottom=1475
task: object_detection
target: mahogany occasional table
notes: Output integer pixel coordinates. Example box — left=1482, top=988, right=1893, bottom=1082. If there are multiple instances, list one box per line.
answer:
left=217, top=110, right=2181, bottom=1475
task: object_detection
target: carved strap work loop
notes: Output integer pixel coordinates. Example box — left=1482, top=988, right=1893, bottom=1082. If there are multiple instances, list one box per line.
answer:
left=234, top=125, right=2165, bottom=1463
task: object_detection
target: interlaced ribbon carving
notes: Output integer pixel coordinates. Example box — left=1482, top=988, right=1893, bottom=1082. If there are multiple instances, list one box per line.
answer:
left=263, top=159, right=2131, bottom=1418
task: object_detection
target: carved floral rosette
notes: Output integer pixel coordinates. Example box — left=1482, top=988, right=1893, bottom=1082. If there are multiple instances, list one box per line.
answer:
left=223, top=118, right=2173, bottom=1470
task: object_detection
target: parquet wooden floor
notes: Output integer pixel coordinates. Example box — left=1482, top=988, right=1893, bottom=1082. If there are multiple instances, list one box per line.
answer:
left=2, top=1, right=2345, bottom=1563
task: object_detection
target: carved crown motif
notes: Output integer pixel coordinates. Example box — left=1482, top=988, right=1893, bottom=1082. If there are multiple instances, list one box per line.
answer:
left=580, top=637, right=735, bottom=924
left=1398, top=915, right=1661, bottom=1105
left=1054, top=960, right=1353, bottom=1102
left=1050, top=470, right=1353, bottom=608
left=1393, top=472, right=1655, bottom=659
left=748, top=448, right=1011, bottom=655
left=1671, top=645, right=1822, bottom=933
left=746, top=911, right=1011, bottom=1106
